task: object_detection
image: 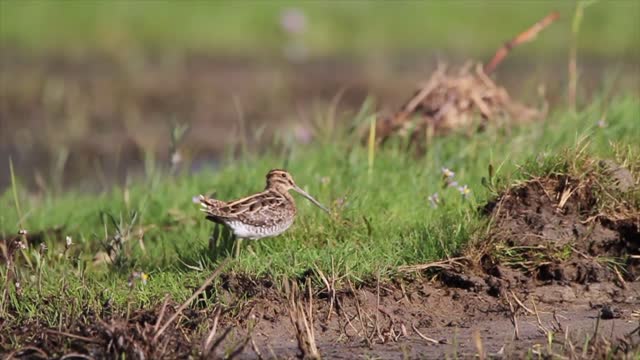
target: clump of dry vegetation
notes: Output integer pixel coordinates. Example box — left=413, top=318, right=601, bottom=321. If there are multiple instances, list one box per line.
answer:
left=369, top=12, right=559, bottom=148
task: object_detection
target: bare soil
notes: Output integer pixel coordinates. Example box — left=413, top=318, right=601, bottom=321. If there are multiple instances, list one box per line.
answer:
left=3, top=277, right=638, bottom=359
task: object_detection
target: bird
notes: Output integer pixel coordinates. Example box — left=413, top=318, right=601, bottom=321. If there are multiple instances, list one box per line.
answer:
left=199, top=169, right=329, bottom=257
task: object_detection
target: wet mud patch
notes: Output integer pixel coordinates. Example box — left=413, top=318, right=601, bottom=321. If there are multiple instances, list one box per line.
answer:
left=3, top=273, right=639, bottom=359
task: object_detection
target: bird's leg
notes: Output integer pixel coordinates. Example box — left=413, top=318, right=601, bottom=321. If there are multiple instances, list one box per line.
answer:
left=234, top=237, right=243, bottom=258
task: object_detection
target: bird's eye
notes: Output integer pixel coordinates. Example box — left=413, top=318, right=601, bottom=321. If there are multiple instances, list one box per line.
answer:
left=281, top=173, right=286, bottom=178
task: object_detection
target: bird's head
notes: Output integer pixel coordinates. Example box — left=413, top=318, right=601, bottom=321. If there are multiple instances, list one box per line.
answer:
left=266, top=169, right=329, bottom=213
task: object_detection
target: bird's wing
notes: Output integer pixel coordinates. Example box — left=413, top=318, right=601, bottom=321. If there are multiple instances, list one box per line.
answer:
left=200, top=190, right=291, bottom=227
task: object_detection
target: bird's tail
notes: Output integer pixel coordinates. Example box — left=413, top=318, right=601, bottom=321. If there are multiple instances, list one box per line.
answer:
left=198, top=195, right=227, bottom=218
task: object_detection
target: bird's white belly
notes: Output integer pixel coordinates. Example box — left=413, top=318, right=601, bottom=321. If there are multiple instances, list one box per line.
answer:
left=227, top=219, right=294, bottom=240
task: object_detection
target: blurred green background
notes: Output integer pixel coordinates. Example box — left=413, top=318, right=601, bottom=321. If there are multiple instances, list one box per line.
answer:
left=2, top=0, right=639, bottom=57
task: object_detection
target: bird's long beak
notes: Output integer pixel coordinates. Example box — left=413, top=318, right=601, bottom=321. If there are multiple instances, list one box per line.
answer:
left=293, top=185, right=330, bottom=213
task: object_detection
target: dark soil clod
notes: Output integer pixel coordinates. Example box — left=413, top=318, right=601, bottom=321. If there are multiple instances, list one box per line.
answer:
left=477, top=173, right=639, bottom=288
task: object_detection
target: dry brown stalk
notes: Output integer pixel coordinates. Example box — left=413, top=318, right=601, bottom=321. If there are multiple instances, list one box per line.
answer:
left=45, top=329, right=104, bottom=344
left=286, top=279, right=321, bottom=360
left=397, top=256, right=467, bottom=273
left=411, top=322, right=440, bottom=345
left=153, top=295, right=170, bottom=334
left=505, top=293, right=520, bottom=340
left=509, top=290, right=534, bottom=315
left=484, top=11, right=560, bottom=74
left=347, top=279, right=373, bottom=348
left=374, top=275, right=384, bottom=343
left=250, top=337, right=265, bottom=360
left=473, top=330, right=486, bottom=360
left=201, top=307, right=222, bottom=356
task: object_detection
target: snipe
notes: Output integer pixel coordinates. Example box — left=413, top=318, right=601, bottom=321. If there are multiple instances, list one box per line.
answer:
left=199, top=169, right=329, bottom=256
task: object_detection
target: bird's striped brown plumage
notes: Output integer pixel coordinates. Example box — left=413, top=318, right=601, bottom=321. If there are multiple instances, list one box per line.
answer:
left=199, top=169, right=328, bottom=241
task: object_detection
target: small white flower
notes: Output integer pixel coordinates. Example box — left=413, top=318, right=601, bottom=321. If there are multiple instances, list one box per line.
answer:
left=171, top=151, right=182, bottom=166
left=441, top=167, right=455, bottom=178
left=457, top=185, right=471, bottom=198
left=18, top=229, right=28, bottom=236
left=17, top=241, right=27, bottom=250
left=65, top=236, right=73, bottom=247
left=192, top=195, right=202, bottom=204
left=428, top=193, right=440, bottom=208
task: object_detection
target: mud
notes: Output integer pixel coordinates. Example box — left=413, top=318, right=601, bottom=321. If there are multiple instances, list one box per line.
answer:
left=480, top=174, right=639, bottom=288
left=3, top=277, right=638, bottom=359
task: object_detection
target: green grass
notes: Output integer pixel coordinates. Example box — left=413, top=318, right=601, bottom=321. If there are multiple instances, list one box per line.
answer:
left=0, top=95, right=638, bottom=326
left=1, top=1, right=639, bottom=57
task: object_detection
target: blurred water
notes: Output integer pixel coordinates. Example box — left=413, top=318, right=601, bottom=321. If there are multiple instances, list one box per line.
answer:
left=1, top=51, right=638, bottom=192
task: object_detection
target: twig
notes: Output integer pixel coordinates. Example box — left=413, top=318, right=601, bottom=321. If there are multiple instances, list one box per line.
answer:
left=348, top=279, right=372, bottom=348
left=45, top=329, right=103, bottom=344
left=397, top=256, right=467, bottom=273
left=154, top=294, right=170, bottom=333
left=399, top=66, right=445, bottom=117
left=153, top=259, right=230, bottom=343
left=251, top=337, right=265, bottom=360
left=286, top=279, right=320, bottom=359
left=549, top=312, right=562, bottom=332
left=60, top=354, right=94, bottom=360
left=531, top=298, right=551, bottom=335
left=484, top=11, right=560, bottom=74
left=375, top=274, right=384, bottom=343
left=340, top=307, right=361, bottom=338
left=201, top=307, right=222, bottom=356
left=473, top=330, right=486, bottom=360
left=509, top=290, right=534, bottom=315
left=505, top=294, right=520, bottom=340
left=613, top=266, right=627, bottom=289
left=315, top=264, right=336, bottom=323
left=411, top=322, right=440, bottom=345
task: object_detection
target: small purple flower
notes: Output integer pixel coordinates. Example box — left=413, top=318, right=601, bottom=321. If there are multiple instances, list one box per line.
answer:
left=597, top=118, right=607, bottom=128
left=447, top=180, right=459, bottom=188
left=280, top=8, right=307, bottom=35
left=294, top=124, right=313, bottom=144
left=192, top=195, right=202, bottom=204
